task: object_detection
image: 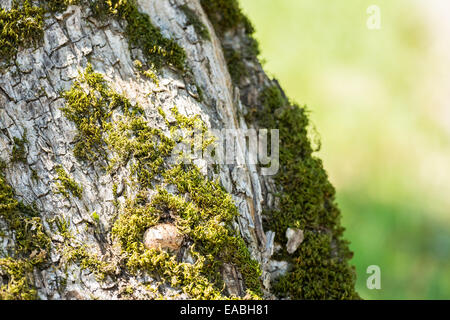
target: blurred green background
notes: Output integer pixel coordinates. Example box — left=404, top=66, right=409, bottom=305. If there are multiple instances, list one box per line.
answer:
left=240, top=0, right=450, bottom=299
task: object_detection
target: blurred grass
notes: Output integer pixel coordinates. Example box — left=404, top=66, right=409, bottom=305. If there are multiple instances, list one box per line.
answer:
left=240, top=0, right=450, bottom=299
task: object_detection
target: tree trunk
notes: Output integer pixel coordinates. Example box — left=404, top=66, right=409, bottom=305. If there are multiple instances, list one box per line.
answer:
left=0, top=0, right=358, bottom=300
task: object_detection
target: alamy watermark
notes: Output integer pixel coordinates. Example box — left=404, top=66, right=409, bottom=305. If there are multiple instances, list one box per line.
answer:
left=366, top=265, right=381, bottom=290
left=167, top=122, right=280, bottom=176
left=367, top=5, right=381, bottom=30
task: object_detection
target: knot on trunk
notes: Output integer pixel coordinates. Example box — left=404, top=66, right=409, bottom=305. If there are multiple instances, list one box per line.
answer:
left=143, top=223, right=183, bottom=252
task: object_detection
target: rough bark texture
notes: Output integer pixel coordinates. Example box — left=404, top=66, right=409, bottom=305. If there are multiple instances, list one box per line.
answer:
left=0, top=0, right=358, bottom=300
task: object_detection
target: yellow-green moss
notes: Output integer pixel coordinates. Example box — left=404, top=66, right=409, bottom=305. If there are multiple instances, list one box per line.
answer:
left=0, top=162, right=50, bottom=300
left=61, top=64, right=116, bottom=163
left=0, top=0, right=76, bottom=63
left=162, top=165, right=262, bottom=295
left=0, top=0, right=44, bottom=63
left=90, top=0, right=186, bottom=71
left=199, top=0, right=254, bottom=37
left=200, top=0, right=259, bottom=84
left=201, top=0, right=358, bottom=299
left=45, top=0, right=79, bottom=13
left=0, top=257, right=37, bottom=299
left=61, top=65, right=263, bottom=299
left=62, top=245, right=113, bottom=281
left=54, top=165, right=83, bottom=199
left=11, top=129, right=27, bottom=164
left=133, top=59, right=159, bottom=85
left=1, top=0, right=186, bottom=72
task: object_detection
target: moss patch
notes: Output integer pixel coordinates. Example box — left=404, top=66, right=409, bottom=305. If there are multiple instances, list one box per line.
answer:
left=201, top=0, right=358, bottom=299
left=90, top=0, right=186, bottom=71
left=252, top=84, right=358, bottom=299
left=61, top=65, right=263, bottom=299
left=11, top=129, right=28, bottom=164
left=0, top=162, right=50, bottom=300
left=0, top=0, right=44, bottom=63
left=54, top=165, right=83, bottom=199
left=200, top=0, right=259, bottom=84
left=61, top=63, right=117, bottom=163
left=180, top=4, right=210, bottom=41
left=199, top=0, right=254, bottom=37
left=1, top=0, right=186, bottom=72
left=223, top=47, right=247, bottom=84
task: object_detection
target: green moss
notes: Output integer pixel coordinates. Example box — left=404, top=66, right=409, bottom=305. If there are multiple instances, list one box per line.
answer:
left=200, top=0, right=259, bottom=84
left=30, top=168, right=39, bottom=182
left=63, top=245, right=112, bottom=281
left=61, top=64, right=116, bottom=163
left=11, top=129, right=27, bottom=164
left=0, top=171, right=49, bottom=257
left=0, top=164, right=50, bottom=300
left=224, top=48, right=247, bottom=84
left=180, top=4, right=210, bottom=41
left=251, top=84, right=358, bottom=299
left=48, top=216, right=114, bottom=282
left=91, top=211, right=100, bottom=222
left=201, top=1, right=357, bottom=298
left=61, top=65, right=263, bottom=299
left=45, top=0, right=79, bottom=13
left=90, top=0, right=186, bottom=71
left=1, top=0, right=186, bottom=72
left=112, top=177, right=262, bottom=299
left=48, top=216, right=71, bottom=239
left=0, top=0, right=44, bottom=63
left=54, top=165, right=83, bottom=199
left=0, top=258, right=37, bottom=299
left=199, top=0, right=255, bottom=37
left=133, top=59, right=159, bottom=85
left=162, top=165, right=262, bottom=295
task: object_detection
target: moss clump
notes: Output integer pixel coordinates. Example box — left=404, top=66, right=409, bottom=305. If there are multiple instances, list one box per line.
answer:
left=180, top=4, right=210, bottom=41
left=111, top=167, right=262, bottom=299
left=1, top=0, right=186, bottom=72
left=252, top=84, right=358, bottom=299
left=62, top=242, right=113, bottom=281
left=105, top=113, right=175, bottom=186
left=61, top=65, right=262, bottom=299
left=0, top=0, right=44, bottom=63
left=200, top=0, right=259, bottom=84
left=61, top=64, right=117, bottom=163
left=45, top=0, right=79, bottom=13
left=90, top=0, right=186, bottom=71
left=199, top=0, right=254, bottom=37
left=48, top=216, right=114, bottom=282
left=162, top=165, right=262, bottom=295
left=223, top=47, right=247, bottom=84
left=133, top=59, right=159, bottom=85
left=54, top=165, right=83, bottom=199
left=0, top=163, right=50, bottom=300
left=0, top=258, right=36, bottom=300
left=11, top=129, right=27, bottom=164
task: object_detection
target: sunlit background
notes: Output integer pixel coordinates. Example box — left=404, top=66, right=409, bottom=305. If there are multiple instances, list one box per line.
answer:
left=240, top=0, right=450, bottom=299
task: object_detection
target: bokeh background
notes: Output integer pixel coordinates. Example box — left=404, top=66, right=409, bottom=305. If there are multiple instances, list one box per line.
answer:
left=240, top=0, right=450, bottom=299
